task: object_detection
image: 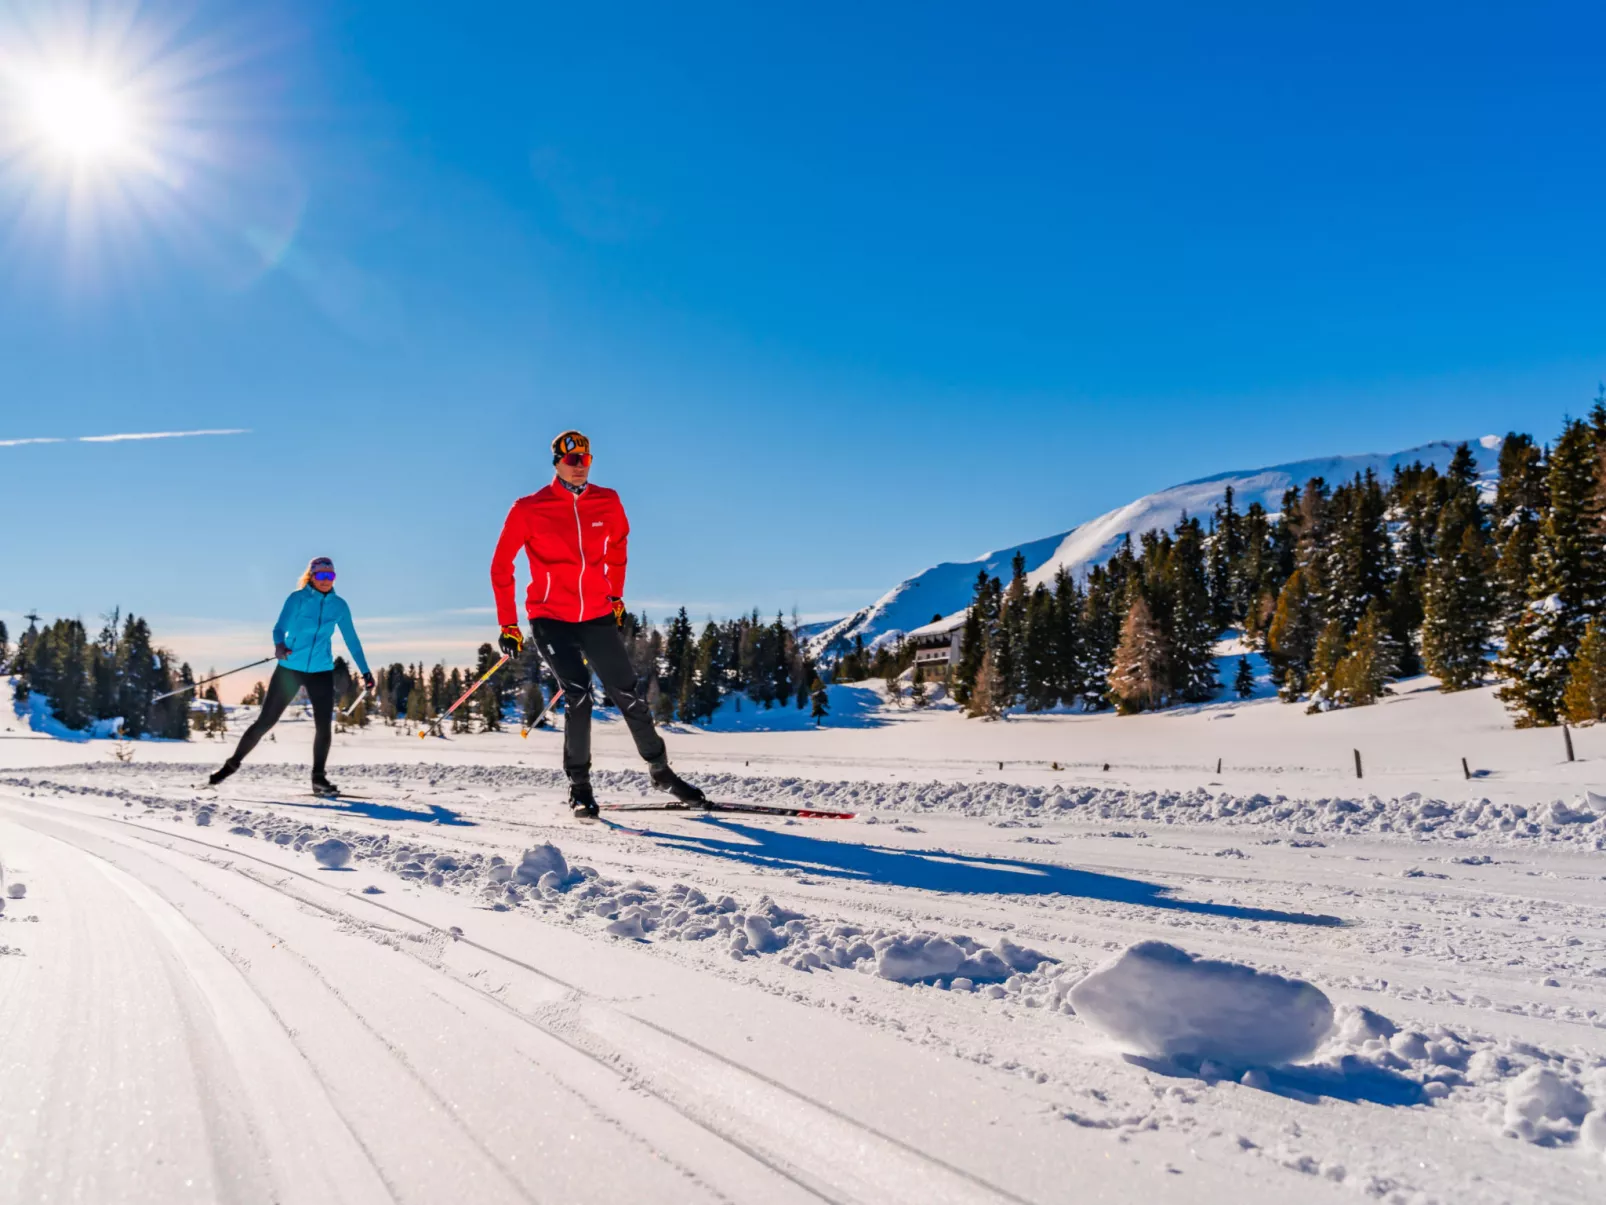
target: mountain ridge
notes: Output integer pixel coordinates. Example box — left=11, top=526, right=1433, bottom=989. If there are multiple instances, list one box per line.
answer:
left=808, top=436, right=1503, bottom=659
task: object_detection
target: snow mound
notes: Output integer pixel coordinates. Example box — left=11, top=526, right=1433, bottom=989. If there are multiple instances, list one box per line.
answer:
left=6, top=883, right=25, bottom=900
left=1504, top=1066, right=1592, bottom=1145
left=876, top=934, right=964, bottom=981
left=1070, top=941, right=1334, bottom=1068
left=312, top=838, right=352, bottom=869
left=514, top=844, right=570, bottom=886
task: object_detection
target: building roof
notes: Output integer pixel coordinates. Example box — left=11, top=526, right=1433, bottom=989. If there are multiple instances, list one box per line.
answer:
left=905, top=610, right=968, bottom=639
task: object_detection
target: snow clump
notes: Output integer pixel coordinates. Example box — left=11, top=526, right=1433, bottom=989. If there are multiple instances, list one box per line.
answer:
left=514, top=844, right=576, bottom=888
left=1504, top=1066, right=1593, bottom=1145
left=1070, top=941, right=1334, bottom=1068
left=6, top=883, right=25, bottom=899
left=312, top=838, right=352, bottom=869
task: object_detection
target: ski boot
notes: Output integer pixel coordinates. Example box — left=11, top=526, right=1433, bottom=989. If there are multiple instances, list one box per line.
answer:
left=567, top=777, right=599, bottom=819
left=649, top=759, right=707, bottom=808
left=207, top=759, right=239, bottom=787
left=311, top=775, right=340, bottom=798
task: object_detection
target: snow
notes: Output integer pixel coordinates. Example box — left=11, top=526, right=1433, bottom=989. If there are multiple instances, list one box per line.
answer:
left=812, top=437, right=1502, bottom=656
left=1070, top=941, right=1335, bottom=1067
left=1505, top=1066, right=1594, bottom=1145
left=311, top=836, right=352, bottom=868
left=3, top=673, right=1606, bottom=1203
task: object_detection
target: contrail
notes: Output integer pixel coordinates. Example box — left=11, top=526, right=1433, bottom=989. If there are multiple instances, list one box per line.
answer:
left=2, top=429, right=250, bottom=446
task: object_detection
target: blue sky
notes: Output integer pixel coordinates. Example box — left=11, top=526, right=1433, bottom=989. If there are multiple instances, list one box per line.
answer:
left=3, top=1, right=1604, bottom=695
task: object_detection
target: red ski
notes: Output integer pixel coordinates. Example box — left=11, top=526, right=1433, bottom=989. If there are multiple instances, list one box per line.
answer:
left=601, top=800, right=856, bottom=820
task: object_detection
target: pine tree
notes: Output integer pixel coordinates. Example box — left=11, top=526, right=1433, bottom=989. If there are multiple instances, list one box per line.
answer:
left=810, top=676, right=828, bottom=726
left=0, top=619, right=8, bottom=672
left=1499, top=418, right=1606, bottom=725
left=1050, top=568, right=1087, bottom=707
left=910, top=663, right=929, bottom=708
left=405, top=663, right=427, bottom=725
left=474, top=643, right=503, bottom=730
left=1305, top=618, right=1348, bottom=709
left=1265, top=568, right=1320, bottom=698
left=1234, top=655, right=1255, bottom=698
left=997, top=552, right=1028, bottom=707
left=1208, top=485, right=1246, bottom=628
left=1493, top=433, right=1546, bottom=628
left=1326, top=471, right=1392, bottom=633
left=1561, top=617, right=1606, bottom=724
left=1330, top=602, right=1396, bottom=708
left=883, top=659, right=902, bottom=707
left=1421, top=450, right=1496, bottom=690
left=952, top=569, right=995, bottom=707
left=968, top=645, right=1006, bottom=719
left=1022, top=584, right=1058, bottom=710
left=1166, top=515, right=1219, bottom=702
left=1109, top=594, right=1167, bottom=714
left=1079, top=562, right=1124, bottom=709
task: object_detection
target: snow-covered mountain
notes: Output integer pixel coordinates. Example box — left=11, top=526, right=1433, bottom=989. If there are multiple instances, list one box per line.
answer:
left=809, top=436, right=1504, bottom=659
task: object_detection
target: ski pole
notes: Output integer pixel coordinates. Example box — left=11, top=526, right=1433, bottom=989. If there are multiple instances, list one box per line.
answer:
left=340, top=688, right=369, bottom=719
left=521, top=688, right=564, bottom=737
left=422, top=654, right=510, bottom=737
left=151, top=656, right=276, bottom=702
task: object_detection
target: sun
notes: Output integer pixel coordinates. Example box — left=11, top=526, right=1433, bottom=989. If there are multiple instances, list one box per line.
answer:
left=24, top=70, right=136, bottom=164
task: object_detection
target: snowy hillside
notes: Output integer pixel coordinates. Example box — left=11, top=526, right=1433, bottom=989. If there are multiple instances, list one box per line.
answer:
left=810, top=436, right=1503, bottom=658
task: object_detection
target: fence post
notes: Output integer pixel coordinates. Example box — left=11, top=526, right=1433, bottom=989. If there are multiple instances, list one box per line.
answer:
left=1564, top=724, right=1576, bottom=763
left=1216, top=757, right=1222, bottom=775
left=1461, top=757, right=1471, bottom=781
left=1353, top=748, right=1363, bottom=779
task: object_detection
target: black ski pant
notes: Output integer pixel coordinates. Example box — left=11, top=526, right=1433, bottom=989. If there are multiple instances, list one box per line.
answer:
left=530, top=615, right=665, bottom=781
left=227, top=665, right=334, bottom=779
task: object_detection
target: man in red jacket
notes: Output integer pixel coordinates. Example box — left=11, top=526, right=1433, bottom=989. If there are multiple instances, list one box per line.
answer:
left=491, top=429, right=704, bottom=817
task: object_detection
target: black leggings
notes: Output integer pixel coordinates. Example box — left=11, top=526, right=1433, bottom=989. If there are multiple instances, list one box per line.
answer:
left=530, top=615, right=666, bottom=779
left=227, top=665, right=335, bottom=778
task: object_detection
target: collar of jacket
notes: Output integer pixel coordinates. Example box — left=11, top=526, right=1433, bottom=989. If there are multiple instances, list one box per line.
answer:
left=552, top=474, right=589, bottom=497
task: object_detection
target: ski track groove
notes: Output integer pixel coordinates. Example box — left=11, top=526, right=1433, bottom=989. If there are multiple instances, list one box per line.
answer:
left=0, top=807, right=402, bottom=1205
left=15, top=791, right=1035, bottom=1205
left=116, top=816, right=1029, bottom=1205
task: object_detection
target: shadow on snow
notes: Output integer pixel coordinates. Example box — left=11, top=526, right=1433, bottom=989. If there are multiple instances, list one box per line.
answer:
left=1125, top=1053, right=1422, bottom=1107
left=260, top=797, right=476, bottom=827
left=635, top=818, right=1343, bottom=928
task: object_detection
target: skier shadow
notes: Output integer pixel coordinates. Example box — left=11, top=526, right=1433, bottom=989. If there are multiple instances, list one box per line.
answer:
left=265, top=798, right=475, bottom=827
left=642, top=820, right=1344, bottom=927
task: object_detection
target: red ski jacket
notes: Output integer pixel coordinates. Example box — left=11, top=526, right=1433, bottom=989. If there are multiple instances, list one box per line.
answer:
left=491, top=478, right=630, bottom=626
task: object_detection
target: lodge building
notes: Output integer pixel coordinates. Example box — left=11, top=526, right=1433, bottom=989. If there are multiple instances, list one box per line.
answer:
left=906, top=611, right=966, bottom=680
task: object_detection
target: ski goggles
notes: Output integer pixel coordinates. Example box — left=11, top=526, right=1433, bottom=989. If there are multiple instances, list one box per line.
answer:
left=312, top=570, right=336, bottom=583
left=558, top=452, right=593, bottom=468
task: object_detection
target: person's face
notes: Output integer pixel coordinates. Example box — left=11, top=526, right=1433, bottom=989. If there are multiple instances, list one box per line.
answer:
left=312, top=571, right=336, bottom=593
left=555, top=450, right=592, bottom=487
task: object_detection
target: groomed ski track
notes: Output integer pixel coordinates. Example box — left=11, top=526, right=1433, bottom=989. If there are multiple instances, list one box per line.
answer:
left=1, top=783, right=1300, bottom=1205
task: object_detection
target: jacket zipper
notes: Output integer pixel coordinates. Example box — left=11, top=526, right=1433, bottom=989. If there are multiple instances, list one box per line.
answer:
left=304, top=589, right=327, bottom=672
left=571, top=493, right=586, bottom=621
left=542, top=571, right=551, bottom=603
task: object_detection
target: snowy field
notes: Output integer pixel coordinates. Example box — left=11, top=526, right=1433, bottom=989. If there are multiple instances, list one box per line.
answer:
left=3, top=676, right=1605, bottom=1203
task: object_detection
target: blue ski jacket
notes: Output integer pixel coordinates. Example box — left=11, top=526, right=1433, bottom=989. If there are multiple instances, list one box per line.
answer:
left=272, top=585, right=370, bottom=676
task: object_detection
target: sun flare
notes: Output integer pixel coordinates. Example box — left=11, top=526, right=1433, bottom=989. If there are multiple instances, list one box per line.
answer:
left=24, top=70, right=135, bottom=163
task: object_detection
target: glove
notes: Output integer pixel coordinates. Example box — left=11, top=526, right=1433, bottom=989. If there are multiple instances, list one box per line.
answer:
left=361, top=672, right=375, bottom=693
left=499, top=624, right=525, bottom=656
left=275, top=642, right=291, bottom=661
left=608, top=596, right=626, bottom=627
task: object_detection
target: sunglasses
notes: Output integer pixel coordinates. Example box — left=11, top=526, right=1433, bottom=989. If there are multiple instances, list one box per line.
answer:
left=559, top=452, right=593, bottom=468
left=313, top=571, right=336, bottom=582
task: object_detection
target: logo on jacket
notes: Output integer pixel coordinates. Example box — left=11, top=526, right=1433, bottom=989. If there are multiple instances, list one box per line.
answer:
left=591, top=521, right=604, bottom=527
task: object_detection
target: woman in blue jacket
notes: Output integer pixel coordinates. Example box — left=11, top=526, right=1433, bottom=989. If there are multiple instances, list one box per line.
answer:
left=209, top=556, right=375, bottom=795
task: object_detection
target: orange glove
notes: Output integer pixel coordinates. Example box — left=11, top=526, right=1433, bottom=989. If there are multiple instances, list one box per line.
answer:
left=608, top=597, right=626, bottom=627
left=498, top=624, right=525, bottom=656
